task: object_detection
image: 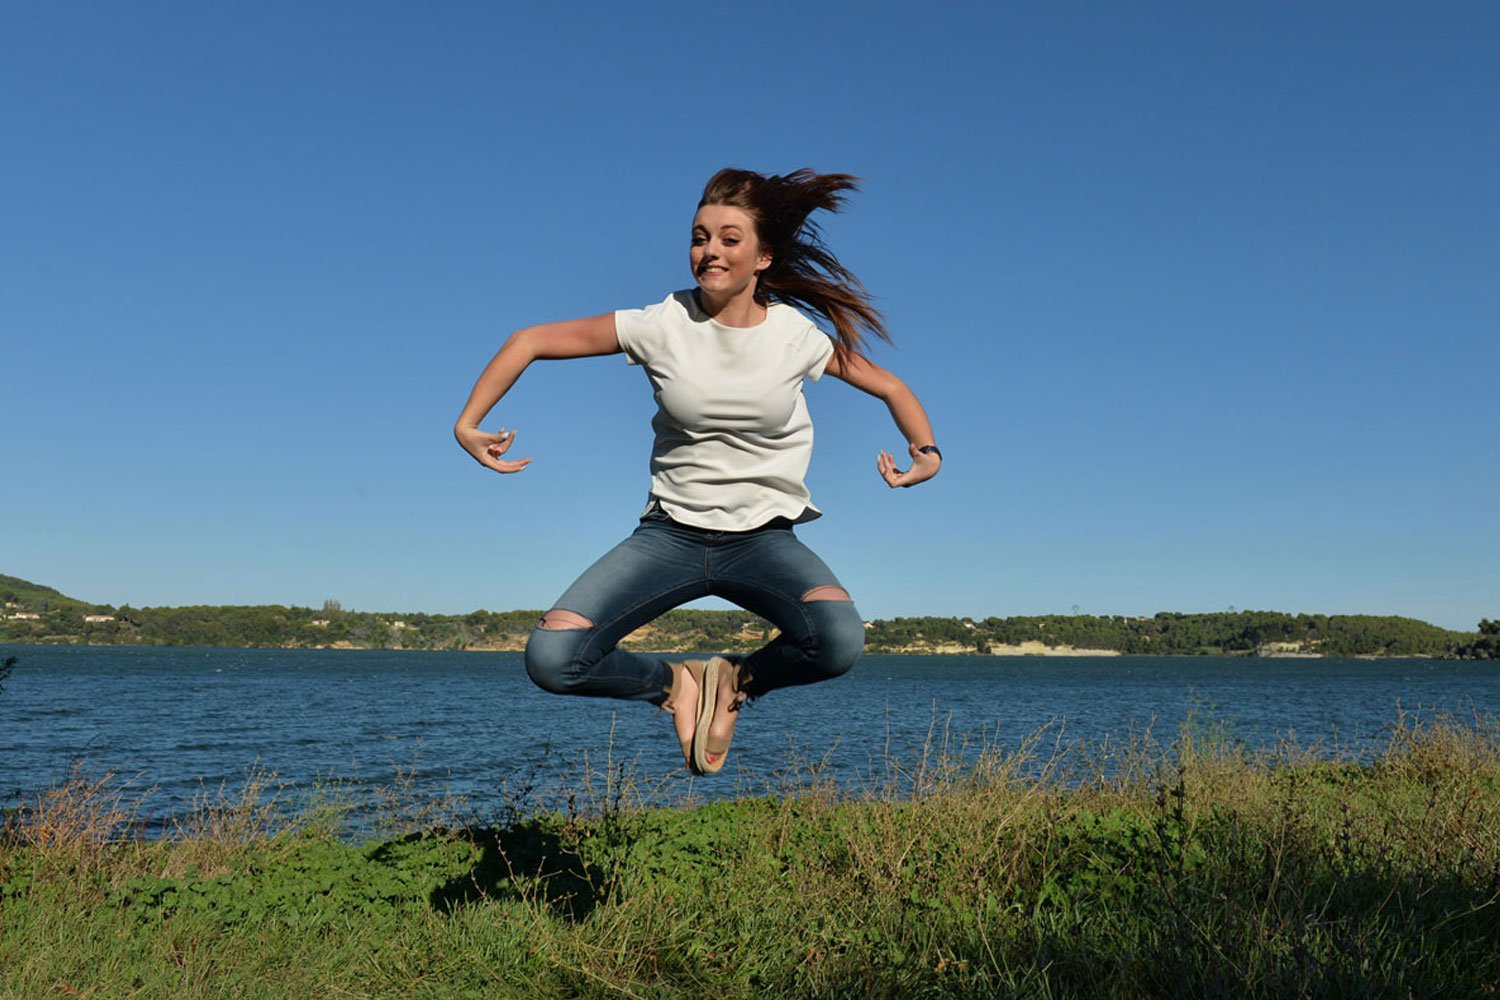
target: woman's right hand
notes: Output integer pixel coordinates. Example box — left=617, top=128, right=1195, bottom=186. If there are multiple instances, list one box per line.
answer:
left=454, top=423, right=532, bottom=474
left=452, top=314, right=619, bottom=476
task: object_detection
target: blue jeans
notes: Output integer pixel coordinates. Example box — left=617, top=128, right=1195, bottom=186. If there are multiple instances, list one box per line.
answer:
left=524, top=505, right=865, bottom=703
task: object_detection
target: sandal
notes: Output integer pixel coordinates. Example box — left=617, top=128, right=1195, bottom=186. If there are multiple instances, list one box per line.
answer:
left=664, top=659, right=717, bottom=774
left=695, top=656, right=747, bottom=775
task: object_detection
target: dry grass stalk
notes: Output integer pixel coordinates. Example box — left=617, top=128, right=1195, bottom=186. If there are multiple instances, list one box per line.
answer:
left=4, top=763, right=154, bottom=880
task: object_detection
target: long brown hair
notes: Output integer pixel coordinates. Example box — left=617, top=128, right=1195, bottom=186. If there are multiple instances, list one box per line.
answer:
left=698, top=167, right=889, bottom=358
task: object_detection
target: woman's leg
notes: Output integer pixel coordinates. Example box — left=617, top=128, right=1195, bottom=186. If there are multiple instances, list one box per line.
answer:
left=523, top=516, right=711, bottom=703
left=709, top=527, right=866, bottom=700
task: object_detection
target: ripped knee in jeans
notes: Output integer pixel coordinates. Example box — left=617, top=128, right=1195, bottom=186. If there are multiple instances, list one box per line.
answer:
left=538, top=609, right=593, bottom=630
left=801, top=586, right=851, bottom=603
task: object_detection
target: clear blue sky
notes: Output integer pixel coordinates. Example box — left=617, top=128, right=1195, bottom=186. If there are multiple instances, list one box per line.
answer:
left=4, top=2, right=1496, bottom=631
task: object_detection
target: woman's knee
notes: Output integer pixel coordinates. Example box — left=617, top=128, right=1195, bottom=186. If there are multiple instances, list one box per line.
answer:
left=807, top=599, right=865, bottom=679
left=523, top=626, right=590, bottom=695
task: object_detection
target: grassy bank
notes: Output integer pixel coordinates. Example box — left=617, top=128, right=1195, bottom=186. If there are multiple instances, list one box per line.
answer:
left=3, top=713, right=1499, bottom=998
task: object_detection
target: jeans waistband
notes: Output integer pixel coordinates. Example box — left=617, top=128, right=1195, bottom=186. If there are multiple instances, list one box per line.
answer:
left=643, top=500, right=795, bottom=535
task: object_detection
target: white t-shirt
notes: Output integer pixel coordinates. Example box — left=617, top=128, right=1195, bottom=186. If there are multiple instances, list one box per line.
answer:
left=615, top=290, right=836, bottom=531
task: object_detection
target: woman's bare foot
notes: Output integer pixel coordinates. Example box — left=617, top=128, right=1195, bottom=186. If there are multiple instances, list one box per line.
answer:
left=663, top=660, right=710, bottom=771
left=670, top=667, right=697, bottom=765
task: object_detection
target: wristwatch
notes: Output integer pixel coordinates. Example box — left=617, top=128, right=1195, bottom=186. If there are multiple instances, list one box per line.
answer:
left=917, top=444, right=942, bottom=461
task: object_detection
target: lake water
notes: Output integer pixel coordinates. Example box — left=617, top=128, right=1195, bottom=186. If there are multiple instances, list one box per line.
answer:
left=3, top=645, right=1497, bottom=831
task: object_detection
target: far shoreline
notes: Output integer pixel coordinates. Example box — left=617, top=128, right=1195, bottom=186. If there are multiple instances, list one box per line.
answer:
left=0, top=639, right=1463, bottom=660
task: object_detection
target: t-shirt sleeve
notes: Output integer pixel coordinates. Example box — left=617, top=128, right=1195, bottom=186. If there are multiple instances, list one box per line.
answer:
left=614, top=308, right=648, bottom=366
left=614, top=293, right=678, bottom=366
left=802, top=325, right=836, bottom=382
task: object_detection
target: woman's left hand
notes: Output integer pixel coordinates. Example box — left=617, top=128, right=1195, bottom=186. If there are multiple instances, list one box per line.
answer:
left=877, top=443, right=941, bottom=489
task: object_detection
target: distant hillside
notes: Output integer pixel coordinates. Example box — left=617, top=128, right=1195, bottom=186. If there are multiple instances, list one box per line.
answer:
left=0, top=574, right=95, bottom=613
left=1, top=573, right=1493, bottom=658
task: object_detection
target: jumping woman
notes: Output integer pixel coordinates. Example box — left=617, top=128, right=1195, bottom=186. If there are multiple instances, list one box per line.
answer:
left=454, top=168, right=941, bottom=775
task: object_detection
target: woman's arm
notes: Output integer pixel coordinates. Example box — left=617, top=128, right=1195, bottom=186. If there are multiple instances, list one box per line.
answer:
left=454, top=313, right=621, bottom=474
left=825, top=349, right=942, bottom=489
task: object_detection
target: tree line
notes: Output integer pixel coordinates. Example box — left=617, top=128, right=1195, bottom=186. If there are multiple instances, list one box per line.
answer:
left=864, top=611, right=1487, bottom=657
left=1, top=595, right=1494, bottom=658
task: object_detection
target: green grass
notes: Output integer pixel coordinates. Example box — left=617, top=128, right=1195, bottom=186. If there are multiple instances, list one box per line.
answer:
left=3, top=711, right=1499, bottom=998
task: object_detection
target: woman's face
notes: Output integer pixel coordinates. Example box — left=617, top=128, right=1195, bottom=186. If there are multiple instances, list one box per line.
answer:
left=690, top=204, right=771, bottom=300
